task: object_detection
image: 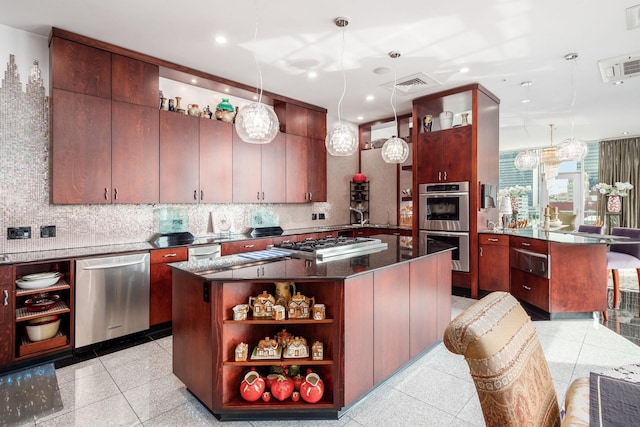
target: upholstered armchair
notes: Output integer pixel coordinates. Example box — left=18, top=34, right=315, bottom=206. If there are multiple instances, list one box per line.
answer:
left=443, top=292, right=589, bottom=427
left=607, top=227, right=640, bottom=310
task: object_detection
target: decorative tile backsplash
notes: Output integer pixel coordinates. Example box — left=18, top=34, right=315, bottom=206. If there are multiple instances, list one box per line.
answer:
left=0, top=53, right=342, bottom=255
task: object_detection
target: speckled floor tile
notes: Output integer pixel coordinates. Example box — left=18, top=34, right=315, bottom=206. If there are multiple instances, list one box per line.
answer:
left=123, top=373, right=194, bottom=422
left=36, top=393, right=141, bottom=427
left=103, top=349, right=173, bottom=392
left=53, top=358, right=106, bottom=386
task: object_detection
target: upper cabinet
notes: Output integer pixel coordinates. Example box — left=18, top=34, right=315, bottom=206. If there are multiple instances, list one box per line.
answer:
left=416, top=126, right=472, bottom=184
left=50, top=36, right=111, bottom=97
left=111, top=54, right=159, bottom=107
left=200, top=119, right=233, bottom=203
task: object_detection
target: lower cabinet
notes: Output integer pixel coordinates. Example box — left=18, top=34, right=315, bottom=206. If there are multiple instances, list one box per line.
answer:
left=478, top=234, right=510, bottom=292
left=0, top=267, right=14, bottom=366
left=150, top=247, right=188, bottom=326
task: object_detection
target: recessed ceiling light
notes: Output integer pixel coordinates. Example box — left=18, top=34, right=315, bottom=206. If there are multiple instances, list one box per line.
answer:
left=357, top=116, right=364, bottom=121
left=191, top=78, right=197, bottom=84
left=613, top=80, right=624, bottom=85
left=366, top=95, right=374, bottom=101
left=623, top=131, right=629, bottom=135
left=215, top=35, right=227, bottom=44
left=253, top=95, right=258, bottom=100
left=373, top=67, right=391, bottom=75
left=521, top=99, right=531, bottom=104
left=224, top=88, right=230, bottom=92
left=459, top=67, right=470, bottom=73
left=308, top=71, right=317, bottom=79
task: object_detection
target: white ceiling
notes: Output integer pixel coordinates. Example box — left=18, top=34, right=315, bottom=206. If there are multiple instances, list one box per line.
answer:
left=2, top=0, right=639, bottom=152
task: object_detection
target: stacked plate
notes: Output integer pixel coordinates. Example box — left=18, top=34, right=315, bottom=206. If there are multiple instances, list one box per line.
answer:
left=16, top=271, right=62, bottom=290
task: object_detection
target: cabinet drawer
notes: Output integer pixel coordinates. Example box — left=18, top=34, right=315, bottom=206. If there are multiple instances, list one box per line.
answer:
left=510, top=268, right=549, bottom=311
left=150, top=247, right=188, bottom=264
left=221, top=239, right=271, bottom=256
left=478, top=234, right=508, bottom=246
left=509, top=236, right=548, bottom=254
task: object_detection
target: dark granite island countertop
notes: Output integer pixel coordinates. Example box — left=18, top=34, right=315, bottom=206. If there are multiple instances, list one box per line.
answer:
left=169, top=233, right=454, bottom=421
left=481, top=228, right=640, bottom=245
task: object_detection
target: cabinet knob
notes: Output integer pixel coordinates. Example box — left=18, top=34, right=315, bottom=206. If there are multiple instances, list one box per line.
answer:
left=257, top=191, right=261, bottom=201
left=523, top=285, right=532, bottom=291
left=308, top=192, right=312, bottom=201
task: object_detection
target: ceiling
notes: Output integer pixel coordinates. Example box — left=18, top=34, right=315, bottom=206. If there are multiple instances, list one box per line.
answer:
left=2, top=0, right=639, bottom=152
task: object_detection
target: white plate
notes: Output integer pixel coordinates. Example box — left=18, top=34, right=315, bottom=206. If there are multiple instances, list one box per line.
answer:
left=21, top=271, right=61, bottom=281
left=16, top=276, right=61, bottom=290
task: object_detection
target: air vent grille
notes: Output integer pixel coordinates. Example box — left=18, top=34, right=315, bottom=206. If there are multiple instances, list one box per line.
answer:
left=396, top=77, right=429, bottom=87
left=381, top=72, right=441, bottom=95
left=598, top=52, right=640, bottom=83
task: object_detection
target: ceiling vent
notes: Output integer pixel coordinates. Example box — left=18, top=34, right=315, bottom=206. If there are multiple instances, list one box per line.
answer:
left=381, top=72, right=441, bottom=95
left=598, top=52, right=640, bottom=83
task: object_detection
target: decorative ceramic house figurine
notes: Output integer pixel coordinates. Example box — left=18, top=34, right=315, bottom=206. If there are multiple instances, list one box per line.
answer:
left=312, top=341, right=323, bottom=360
left=249, top=291, right=276, bottom=318
left=312, top=303, right=326, bottom=320
left=283, top=336, right=308, bottom=358
left=255, top=337, right=279, bottom=358
left=287, top=292, right=314, bottom=319
left=273, top=304, right=286, bottom=320
left=276, top=329, right=293, bottom=347
left=232, top=304, right=249, bottom=320
left=235, top=342, right=248, bottom=361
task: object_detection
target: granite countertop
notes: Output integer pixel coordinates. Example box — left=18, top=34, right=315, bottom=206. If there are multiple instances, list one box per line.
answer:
left=169, top=234, right=453, bottom=281
left=480, top=227, right=640, bottom=245
left=0, top=224, right=412, bottom=265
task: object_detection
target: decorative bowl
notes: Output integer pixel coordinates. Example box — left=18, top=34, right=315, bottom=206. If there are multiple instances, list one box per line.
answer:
left=24, top=293, right=60, bottom=312
left=25, top=316, right=61, bottom=341
left=16, top=272, right=61, bottom=290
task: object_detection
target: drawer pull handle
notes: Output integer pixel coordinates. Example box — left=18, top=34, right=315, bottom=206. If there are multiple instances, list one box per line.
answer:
left=488, top=238, right=499, bottom=242
left=244, top=244, right=255, bottom=248
left=163, top=253, right=178, bottom=258
left=3, top=290, right=8, bottom=306
left=522, top=242, right=531, bottom=247
left=523, top=285, right=532, bottom=291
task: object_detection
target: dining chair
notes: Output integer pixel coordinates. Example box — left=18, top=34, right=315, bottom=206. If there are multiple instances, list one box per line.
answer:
left=607, top=227, right=640, bottom=310
left=444, top=292, right=590, bottom=427
left=577, top=224, right=605, bottom=234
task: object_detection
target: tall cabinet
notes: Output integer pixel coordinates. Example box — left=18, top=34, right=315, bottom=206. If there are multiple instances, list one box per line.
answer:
left=412, top=84, right=500, bottom=299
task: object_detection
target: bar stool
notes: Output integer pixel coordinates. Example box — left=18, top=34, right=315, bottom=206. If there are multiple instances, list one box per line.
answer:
left=607, top=227, right=640, bottom=311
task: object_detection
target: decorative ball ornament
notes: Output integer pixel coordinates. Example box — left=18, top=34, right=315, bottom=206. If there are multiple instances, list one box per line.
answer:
left=381, top=136, right=409, bottom=164
left=514, top=150, right=539, bottom=171
left=234, top=103, right=279, bottom=144
left=326, top=123, right=358, bottom=156
left=556, top=137, right=588, bottom=162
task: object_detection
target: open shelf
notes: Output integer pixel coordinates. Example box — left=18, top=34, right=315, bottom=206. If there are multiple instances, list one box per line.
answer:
left=224, top=358, right=333, bottom=367
left=16, top=279, right=71, bottom=297
left=16, top=300, right=70, bottom=322
left=18, top=331, right=69, bottom=357
left=223, top=318, right=333, bottom=325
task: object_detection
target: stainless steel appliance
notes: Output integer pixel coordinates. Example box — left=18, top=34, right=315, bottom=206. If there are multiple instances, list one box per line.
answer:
left=271, top=236, right=388, bottom=262
left=419, top=230, right=470, bottom=272
left=188, top=244, right=221, bottom=261
left=510, top=248, right=550, bottom=279
left=418, top=181, right=470, bottom=272
left=75, top=253, right=150, bottom=348
left=418, top=182, right=470, bottom=231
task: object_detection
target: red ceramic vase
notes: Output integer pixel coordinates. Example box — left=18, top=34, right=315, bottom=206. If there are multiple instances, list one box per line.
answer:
left=270, top=375, right=294, bottom=401
left=300, top=371, right=324, bottom=403
left=240, top=369, right=265, bottom=402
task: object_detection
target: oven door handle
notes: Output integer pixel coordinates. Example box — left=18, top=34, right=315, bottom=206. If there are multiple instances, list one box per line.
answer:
left=423, top=230, right=468, bottom=237
left=422, top=192, right=469, bottom=198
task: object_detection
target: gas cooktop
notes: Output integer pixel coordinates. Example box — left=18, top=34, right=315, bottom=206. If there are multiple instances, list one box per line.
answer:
left=272, top=237, right=388, bottom=261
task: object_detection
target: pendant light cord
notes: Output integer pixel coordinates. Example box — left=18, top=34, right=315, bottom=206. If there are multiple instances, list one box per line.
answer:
left=390, top=56, right=398, bottom=128
left=253, top=0, right=264, bottom=104
left=337, top=25, right=346, bottom=125
left=568, top=56, right=577, bottom=139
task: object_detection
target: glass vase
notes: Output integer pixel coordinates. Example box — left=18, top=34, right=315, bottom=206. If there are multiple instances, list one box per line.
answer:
left=607, top=195, right=622, bottom=213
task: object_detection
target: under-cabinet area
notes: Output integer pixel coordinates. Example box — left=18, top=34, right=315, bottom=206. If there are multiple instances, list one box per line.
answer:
left=170, top=238, right=452, bottom=420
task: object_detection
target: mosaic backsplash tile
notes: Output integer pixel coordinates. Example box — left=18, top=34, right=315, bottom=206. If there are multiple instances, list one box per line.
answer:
left=0, top=54, right=338, bottom=255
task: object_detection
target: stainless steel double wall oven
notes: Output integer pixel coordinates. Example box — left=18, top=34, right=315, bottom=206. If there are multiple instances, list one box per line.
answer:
left=418, top=181, right=470, bottom=272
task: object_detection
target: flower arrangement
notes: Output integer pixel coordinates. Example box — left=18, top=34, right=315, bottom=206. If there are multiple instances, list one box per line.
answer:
left=499, top=185, right=532, bottom=199
left=594, top=182, right=634, bottom=197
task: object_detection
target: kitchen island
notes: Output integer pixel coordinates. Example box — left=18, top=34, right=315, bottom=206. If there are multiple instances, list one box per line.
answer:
left=169, top=235, right=453, bottom=420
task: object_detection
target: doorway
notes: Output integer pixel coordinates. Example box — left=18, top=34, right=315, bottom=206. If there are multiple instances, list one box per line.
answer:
left=540, top=171, right=586, bottom=227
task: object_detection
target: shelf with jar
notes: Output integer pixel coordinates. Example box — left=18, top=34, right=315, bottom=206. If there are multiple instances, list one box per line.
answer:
left=218, top=279, right=340, bottom=411
left=13, top=260, right=74, bottom=359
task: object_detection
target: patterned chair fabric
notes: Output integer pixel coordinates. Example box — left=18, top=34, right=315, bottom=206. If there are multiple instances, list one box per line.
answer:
left=444, top=292, right=561, bottom=427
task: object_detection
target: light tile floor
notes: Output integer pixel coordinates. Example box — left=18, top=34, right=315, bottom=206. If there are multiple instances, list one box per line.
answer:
left=20, top=296, right=640, bottom=426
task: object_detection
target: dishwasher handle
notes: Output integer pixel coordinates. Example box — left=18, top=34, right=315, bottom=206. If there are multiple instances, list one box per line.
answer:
left=80, top=259, right=147, bottom=270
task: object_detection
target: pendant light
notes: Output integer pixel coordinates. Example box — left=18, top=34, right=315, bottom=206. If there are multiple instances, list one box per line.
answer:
left=514, top=81, right=539, bottom=171
left=325, top=17, right=358, bottom=156
left=381, top=51, right=409, bottom=164
left=556, top=53, right=587, bottom=161
left=235, top=1, right=279, bottom=144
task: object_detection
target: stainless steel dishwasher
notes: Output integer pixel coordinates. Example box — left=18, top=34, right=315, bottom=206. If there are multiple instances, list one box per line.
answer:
left=75, top=252, right=150, bottom=348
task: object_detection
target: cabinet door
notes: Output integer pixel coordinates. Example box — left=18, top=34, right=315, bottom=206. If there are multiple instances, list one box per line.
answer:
left=111, top=54, right=159, bottom=108
left=50, top=36, right=111, bottom=98
left=112, top=101, right=159, bottom=203
left=307, top=109, right=327, bottom=140
left=479, top=244, right=510, bottom=292
left=260, top=132, right=286, bottom=203
left=307, top=138, right=327, bottom=202
left=160, top=111, right=200, bottom=203
left=441, top=126, right=472, bottom=182
left=232, top=129, right=262, bottom=203
left=510, top=268, right=550, bottom=312
left=284, top=103, right=308, bottom=136
left=51, top=89, right=112, bottom=204
left=285, top=134, right=309, bottom=203
left=416, top=132, right=442, bottom=183
left=409, top=256, right=437, bottom=358
left=200, top=119, right=232, bottom=203
left=0, top=267, right=14, bottom=366
left=150, top=248, right=188, bottom=326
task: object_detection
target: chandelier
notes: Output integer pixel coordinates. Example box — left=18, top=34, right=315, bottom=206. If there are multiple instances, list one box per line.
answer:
left=514, top=150, right=539, bottom=171
left=381, top=51, right=409, bottom=164
left=235, top=1, right=279, bottom=144
left=325, top=17, right=358, bottom=156
left=556, top=53, right=587, bottom=161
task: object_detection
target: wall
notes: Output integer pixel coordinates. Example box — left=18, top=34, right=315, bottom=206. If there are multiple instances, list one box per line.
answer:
left=0, top=24, right=358, bottom=254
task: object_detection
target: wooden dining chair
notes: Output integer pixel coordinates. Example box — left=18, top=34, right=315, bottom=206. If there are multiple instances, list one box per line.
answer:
left=607, top=227, right=640, bottom=310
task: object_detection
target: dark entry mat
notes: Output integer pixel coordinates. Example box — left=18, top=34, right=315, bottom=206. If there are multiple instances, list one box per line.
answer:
left=590, top=371, right=640, bottom=426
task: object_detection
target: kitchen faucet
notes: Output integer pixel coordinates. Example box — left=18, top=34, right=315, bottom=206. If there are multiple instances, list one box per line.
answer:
left=349, top=207, right=369, bottom=226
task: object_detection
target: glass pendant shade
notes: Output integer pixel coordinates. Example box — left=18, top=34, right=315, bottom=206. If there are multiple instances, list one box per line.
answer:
left=325, top=123, right=357, bottom=156
left=381, top=136, right=409, bottom=163
left=556, top=137, right=588, bottom=161
left=514, top=150, right=539, bottom=171
left=234, top=102, right=279, bottom=144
